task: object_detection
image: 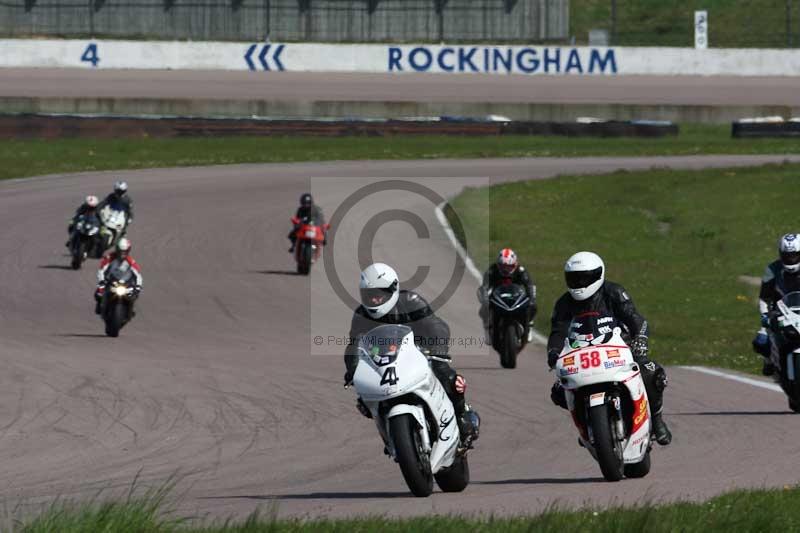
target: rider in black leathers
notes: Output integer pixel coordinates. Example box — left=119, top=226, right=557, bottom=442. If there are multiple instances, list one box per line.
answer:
left=288, top=193, right=326, bottom=252
left=752, top=233, right=800, bottom=375
left=344, top=263, right=479, bottom=448
left=478, top=248, right=538, bottom=344
left=97, top=181, right=134, bottom=226
left=547, top=252, right=672, bottom=446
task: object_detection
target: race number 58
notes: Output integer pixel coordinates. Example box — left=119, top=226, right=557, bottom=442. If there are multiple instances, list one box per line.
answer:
left=81, top=43, right=100, bottom=67
left=579, top=351, right=601, bottom=369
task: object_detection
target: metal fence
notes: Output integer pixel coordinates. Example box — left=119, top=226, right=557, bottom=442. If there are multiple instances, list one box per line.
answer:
left=0, top=0, right=569, bottom=42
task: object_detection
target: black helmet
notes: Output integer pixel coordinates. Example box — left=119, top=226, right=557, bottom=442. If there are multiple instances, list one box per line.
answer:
left=300, top=193, right=313, bottom=207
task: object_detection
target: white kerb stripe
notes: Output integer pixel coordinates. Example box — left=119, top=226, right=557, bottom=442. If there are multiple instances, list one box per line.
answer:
left=677, top=366, right=783, bottom=393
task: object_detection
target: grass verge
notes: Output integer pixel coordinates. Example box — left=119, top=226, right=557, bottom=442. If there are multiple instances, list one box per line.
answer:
left=447, top=162, right=800, bottom=373
left=2, top=124, right=800, bottom=181
left=15, top=484, right=800, bottom=532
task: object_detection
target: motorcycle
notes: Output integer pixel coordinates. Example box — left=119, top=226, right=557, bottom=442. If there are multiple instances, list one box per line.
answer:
left=99, top=203, right=129, bottom=252
left=68, top=213, right=102, bottom=270
left=768, top=291, right=800, bottom=412
left=553, top=325, right=652, bottom=482
left=481, top=283, right=531, bottom=369
left=100, top=264, right=138, bottom=338
left=291, top=215, right=329, bottom=275
left=352, top=324, right=472, bottom=497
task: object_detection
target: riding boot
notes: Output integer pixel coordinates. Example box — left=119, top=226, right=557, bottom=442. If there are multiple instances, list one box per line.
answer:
left=432, top=361, right=478, bottom=447
left=637, top=358, right=672, bottom=445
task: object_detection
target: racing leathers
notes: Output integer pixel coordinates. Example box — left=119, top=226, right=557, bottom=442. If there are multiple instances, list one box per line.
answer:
left=547, top=281, right=672, bottom=445
left=344, top=289, right=479, bottom=446
left=94, top=253, right=143, bottom=314
left=288, top=205, right=326, bottom=251
left=479, top=263, right=538, bottom=342
left=97, top=192, right=134, bottom=225
left=753, top=260, right=800, bottom=366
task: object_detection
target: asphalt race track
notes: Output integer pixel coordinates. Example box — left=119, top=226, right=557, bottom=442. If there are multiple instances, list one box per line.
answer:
left=2, top=154, right=800, bottom=520
left=3, top=69, right=800, bottom=106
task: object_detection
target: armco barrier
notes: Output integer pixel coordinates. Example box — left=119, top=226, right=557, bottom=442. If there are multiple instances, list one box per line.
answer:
left=3, top=39, right=800, bottom=76
left=731, top=121, right=800, bottom=138
left=0, top=114, right=679, bottom=140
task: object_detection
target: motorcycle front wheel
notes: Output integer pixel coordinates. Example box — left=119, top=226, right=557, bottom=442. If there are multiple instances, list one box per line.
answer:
left=104, top=301, right=126, bottom=338
left=390, top=414, right=433, bottom=497
left=589, top=402, right=624, bottom=482
left=500, top=322, right=520, bottom=369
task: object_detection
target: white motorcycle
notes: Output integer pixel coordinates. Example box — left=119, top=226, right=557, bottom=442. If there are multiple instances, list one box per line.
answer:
left=768, top=291, right=800, bottom=411
left=352, top=324, right=470, bottom=497
left=554, top=326, right=652, bottom=481
left=99, top=203, right=129, bottom=250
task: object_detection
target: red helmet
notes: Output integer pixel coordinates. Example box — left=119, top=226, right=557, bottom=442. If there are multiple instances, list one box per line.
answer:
left=497, top=248, right=518, bottom=277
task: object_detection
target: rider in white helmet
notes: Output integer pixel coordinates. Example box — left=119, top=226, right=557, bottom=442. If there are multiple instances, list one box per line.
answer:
left=753, top=233, right=800, bottom=376
left=94, top=237, right=143, bottom=315
left=66, top=195, right=100, bottom=245
left=344, top=263, right=480, bottom=448
left=547, top=251, right=672, bottom=446
left=97, top=181, right=134, bottom=227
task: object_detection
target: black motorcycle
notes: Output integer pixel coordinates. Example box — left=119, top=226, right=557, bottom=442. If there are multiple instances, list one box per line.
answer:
left=486, top=283, right=531, bottom=369
left=68, top=214, right=102, bottom=270
left=100, top=265, right=138, bottom=338
left=768, top=291, right=800, bottom=411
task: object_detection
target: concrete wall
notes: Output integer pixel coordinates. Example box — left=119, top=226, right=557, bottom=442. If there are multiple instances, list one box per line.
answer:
left=0, top=0, right=568, bottom=42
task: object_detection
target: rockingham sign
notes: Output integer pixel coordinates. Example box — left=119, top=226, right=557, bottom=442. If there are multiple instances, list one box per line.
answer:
left=387, top=46, right=617, bottom=74
left=1, top=39, right=800, bottom=76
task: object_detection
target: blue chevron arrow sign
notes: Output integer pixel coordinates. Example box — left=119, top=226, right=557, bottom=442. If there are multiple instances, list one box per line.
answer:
left=244, top=44, right=285, bottom=71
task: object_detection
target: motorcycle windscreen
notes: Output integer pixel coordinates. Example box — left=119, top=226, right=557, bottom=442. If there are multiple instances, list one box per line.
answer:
left=567, top=314, right=618, bottom=348
left=783, top=291, right=800, bottom=312
left=357, top=324, right=413, bottom=366
left=107, top=262, right=134, bottom=285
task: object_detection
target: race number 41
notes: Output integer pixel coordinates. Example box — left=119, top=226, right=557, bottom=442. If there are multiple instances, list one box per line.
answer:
left=81, top=43, right=100, bottom=67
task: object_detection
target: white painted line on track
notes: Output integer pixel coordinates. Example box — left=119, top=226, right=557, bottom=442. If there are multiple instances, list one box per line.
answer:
left=678, top=365, right=783, bottom=393
left=434, top=200, right=548, bottom=346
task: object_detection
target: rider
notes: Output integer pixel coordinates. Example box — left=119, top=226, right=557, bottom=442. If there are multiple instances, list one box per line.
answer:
left=478, top=248, right=538, bottom=344
left=753, top=233, right=800, bottom=375
left=66, top=195, right=99, bottom=245
left=288, top=193, right=326, bottom=253
left=344, top=263, right=480, bottom=448
left=97, top=181, right=134, bottom=227
left=94, top=238, right=143, bottom=315
left=546, top=251, right=672, bottom=446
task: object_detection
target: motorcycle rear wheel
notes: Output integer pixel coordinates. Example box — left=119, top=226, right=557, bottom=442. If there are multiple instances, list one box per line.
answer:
left=589, top=402, right=624, bottom=482
left=390, top=414, right=433, bottom=497
left=434, top=454, right=470, bottom=492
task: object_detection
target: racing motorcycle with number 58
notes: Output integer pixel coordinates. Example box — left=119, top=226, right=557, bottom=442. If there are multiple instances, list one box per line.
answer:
left=554, top=321, right=653, bottom=482
left=767, top=291, right=800, bottom=412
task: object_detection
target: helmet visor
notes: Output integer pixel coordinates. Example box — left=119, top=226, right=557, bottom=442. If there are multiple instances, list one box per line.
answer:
left=565, top=267, right=603, bottom=290
left=361, top=285, right=395, bottom=308
left=498, top=263, right=516, bottom=276
left=782, top=251, right=800, bottom=267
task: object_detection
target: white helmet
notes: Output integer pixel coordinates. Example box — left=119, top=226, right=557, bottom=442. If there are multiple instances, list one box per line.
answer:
left=116, top=237, right=132, bottom=256
left=85, top=195, right=99, bottom=208
left=359, top=263, right=399, bottom=319
left=114, top=181, right=128, bottom=195
left=779, top=233, right=800, bottom=273
left=564, top=251, right=605, bottom=301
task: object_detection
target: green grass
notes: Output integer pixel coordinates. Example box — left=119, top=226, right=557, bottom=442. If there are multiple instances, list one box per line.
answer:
left=448, top=162, right=800, bottom=373
left=15, top=484, right=800, bottom=532
left=2, top=125, right=800, bottom=181
left=571, top=0, right=795, bottom=47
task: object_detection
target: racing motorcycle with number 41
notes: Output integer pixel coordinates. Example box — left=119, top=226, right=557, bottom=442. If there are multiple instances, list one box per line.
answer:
left=553, top=322, right=653, bottom=482
left=351, top=324, right=471, bottom=497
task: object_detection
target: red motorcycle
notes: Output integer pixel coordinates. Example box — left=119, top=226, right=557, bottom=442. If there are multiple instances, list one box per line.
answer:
left=291, top=216, right=329, bottom=275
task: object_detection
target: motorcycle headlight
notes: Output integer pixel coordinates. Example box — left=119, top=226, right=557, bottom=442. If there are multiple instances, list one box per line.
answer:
left=112, top=285, right=128, bottom=296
